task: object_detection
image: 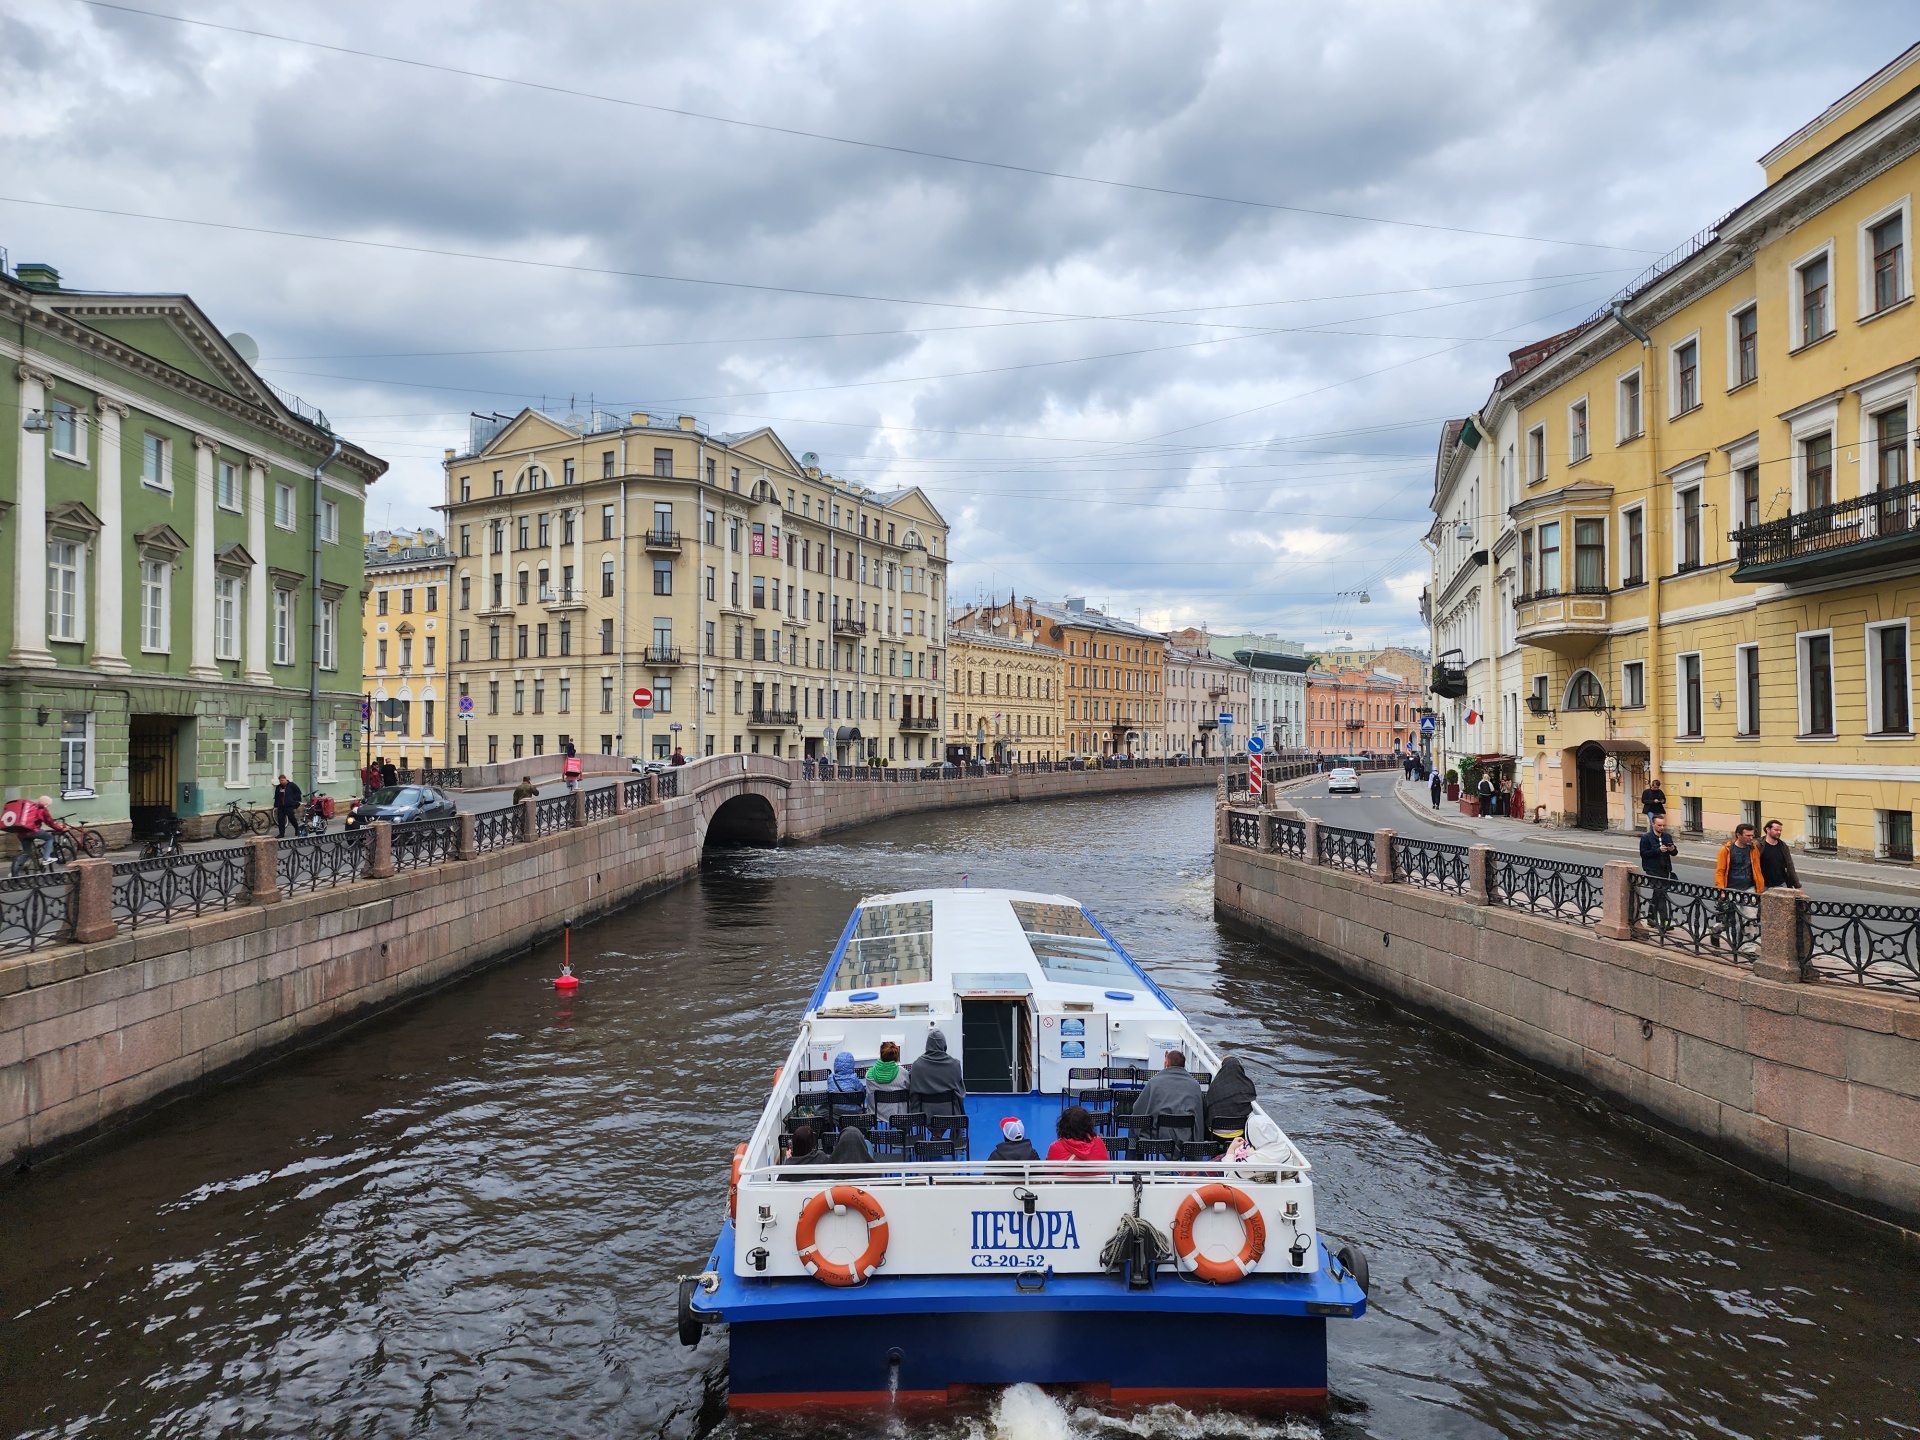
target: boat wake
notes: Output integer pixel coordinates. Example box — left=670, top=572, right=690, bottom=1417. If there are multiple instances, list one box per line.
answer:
left=973, top=1386, right=1319, bottom=1440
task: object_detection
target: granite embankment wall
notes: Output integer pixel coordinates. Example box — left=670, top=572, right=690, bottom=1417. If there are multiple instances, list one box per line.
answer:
left=1, top=758, right=1216, bottom=1164
left=1215, top=819, right=1920, bottom=1231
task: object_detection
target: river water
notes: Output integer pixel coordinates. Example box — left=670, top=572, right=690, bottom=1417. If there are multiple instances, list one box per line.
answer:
left=3, top=789, right=1917, bottom=1439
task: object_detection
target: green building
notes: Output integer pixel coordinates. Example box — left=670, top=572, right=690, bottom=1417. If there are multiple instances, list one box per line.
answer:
left=1, top=260, right=384, bottom=843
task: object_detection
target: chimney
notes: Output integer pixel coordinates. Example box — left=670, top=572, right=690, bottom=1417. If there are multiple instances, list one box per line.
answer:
left=443, top=448, right=455, bottom=461
left=14, top=263, right=60, bottom=291
left=677, top=415, right=697, bottom=431
left=630, top=412, right=649, bottom=426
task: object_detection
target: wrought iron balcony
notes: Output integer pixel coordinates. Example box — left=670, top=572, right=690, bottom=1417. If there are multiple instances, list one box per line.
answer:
left=642, top=529, right=682, bottom=552
left=833, top=617, right=867, bottom=637
left=899, top=713, right=941, bottom=731
left=1429, top=664, right=1469, bottom=699
left=642, top=645, right=683, bottom=665
left=1729, top=479, right=1920, bottom=582
left=1344, top=718, right=1364, bottom=730
left=748, top=707, right=798, bottom=727
left=1514, top=585, right=1610, bottom=656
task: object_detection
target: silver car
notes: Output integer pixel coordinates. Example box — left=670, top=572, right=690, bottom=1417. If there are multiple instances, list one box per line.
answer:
left=1327, top=766, right=1361, bottom=794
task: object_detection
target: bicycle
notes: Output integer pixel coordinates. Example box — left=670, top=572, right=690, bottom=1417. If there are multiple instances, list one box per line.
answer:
left=10, top=829, right=64, bottom=877
left=215, top=798, right=273, bottom=839
left=54, top=814, right=107, bottom=860
left=141, top=817, right=185, bottom=859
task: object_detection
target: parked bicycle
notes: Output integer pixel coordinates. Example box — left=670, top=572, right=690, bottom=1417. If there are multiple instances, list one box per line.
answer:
left=214, top=798, right=273, bottom=839
left=54, top=814, right=107, bottom=860
left=141, top=815, right=186, bottom=859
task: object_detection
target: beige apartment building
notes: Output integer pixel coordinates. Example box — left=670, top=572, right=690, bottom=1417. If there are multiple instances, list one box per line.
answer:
left=1164, top=631, right=1248, bottom=758
left=946, top=604, right=1065, bottom=762
left=361, top=529, right=454, bottom=774
left=441, top=410, right=949, bottom=765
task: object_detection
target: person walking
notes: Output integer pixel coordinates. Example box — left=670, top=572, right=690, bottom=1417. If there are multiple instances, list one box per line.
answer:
left=1639, top=813, right=1678, bottom=931
left=1641, top=775, right=1667, bottom=830
left=1711, top=823, right=1765, bottom=950
left=512, top=775, right=538, bottom=803
left=1429, top=767, right=1443, bottom=810
left=272, top=772, right=303, bottom=838
left=670, top=747, right=686, bottom=766
left=380, top=757, right=398, bottom=788
left=1757, top=819, right=1801, bottom=891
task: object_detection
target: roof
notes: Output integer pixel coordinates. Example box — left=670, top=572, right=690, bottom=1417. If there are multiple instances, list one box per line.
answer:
left=1027, top=597, right=1170, bottom=644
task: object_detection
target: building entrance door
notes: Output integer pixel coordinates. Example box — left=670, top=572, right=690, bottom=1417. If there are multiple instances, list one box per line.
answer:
left=1575, top=742, right=1609, bottom=831
left=127, top=715, right=181, bottom=835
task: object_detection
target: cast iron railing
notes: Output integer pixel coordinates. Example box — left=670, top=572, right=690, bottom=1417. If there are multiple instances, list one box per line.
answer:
left=584, top=786, right=615, bottom=822
left=111, top=846, right=249, bottom=931
left=1317, top=825, right=1375, bottom=873
left=657, top=770, right=679, bottom=799
left=1392, top=836, right=1473, bottom=895
left=1729, top=477, right=1920, bottom=571
left=1799, top=899, right=1920, bottom=995
left=623, top=778, right=646, bottom=807
left=0, top=870, right=75, bottom=953
left=1488, top=850, right=1604, bottom=925
left=1273, top=817, right=1308, bottom=858
left=278, top=830, right=372, bottom=896
left=1629, top=874, right=1760, bottom=962
left=473, top=808, right=523, bottom=852
left=422, top=768, right=465, bottom=788
left=391, top=817, right=460, bottom=872
left=1226, top=810, right=1261, bottom=849
left=534, top=796, right=573, bottom=836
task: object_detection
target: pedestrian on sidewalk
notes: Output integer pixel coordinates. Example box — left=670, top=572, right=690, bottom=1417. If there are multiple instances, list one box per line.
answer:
left=1712, top=823, right=1764, bottom=949
left=1641, top=776, right=1667, bottom=830
left=272, top=772, right=303, bottom=838
left=1497, top=774, right=1514, bottom=818
left=1476, top=772, right=1495, bottom=818
left=512, top=776, right=538, bottom=803
left=1640, top=813, right=1678, bottom=931
left=1428, top=768, right=1443, bottom=810
left=1757, top=819, right=1801, bottom=890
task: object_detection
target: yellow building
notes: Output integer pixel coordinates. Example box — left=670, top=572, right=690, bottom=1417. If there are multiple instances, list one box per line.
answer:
left=442, top=411, right=950, bottom=766
left=946, top=605, right=1065, bottom=762
left=360, top=529, right=453, bottom=776
left=1492, top=46, right=1920, bottom=858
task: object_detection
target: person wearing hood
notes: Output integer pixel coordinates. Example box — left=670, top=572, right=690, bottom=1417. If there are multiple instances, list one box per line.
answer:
left=1129, top=1051, right=1205, bottom=1136
left=1046, top=1105, right=1110, bottom=1161
left=827, top=1050, right=865, bottom=1093
left=906, top=1029, right=966, bottom=1114
left=1204, top=1056, right=1257, bottom=1141
left=988, top=1117, right=1039, bottom=1162
left=830, top=1126, right=874, bottom=1165
left=780, top=1123, right=826, bottom=1176
left=865, top=1040, right=910, bottom=1120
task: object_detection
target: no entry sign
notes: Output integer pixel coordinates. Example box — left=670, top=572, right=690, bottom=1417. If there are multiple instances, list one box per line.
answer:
left=631, top=687, right=653, bottom=709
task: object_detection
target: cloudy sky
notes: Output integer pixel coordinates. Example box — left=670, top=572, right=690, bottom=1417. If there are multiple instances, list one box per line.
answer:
left=2, top=1, right=1904, bottom=647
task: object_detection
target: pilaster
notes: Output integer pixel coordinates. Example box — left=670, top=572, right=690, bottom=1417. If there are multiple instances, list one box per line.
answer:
left=12, top=363, right=56, bottom=668
left=187, top=434, right=220, bottom=681
left=89, top=399, right=131, bottom=673
left=244, top=458, right=270, bottom=684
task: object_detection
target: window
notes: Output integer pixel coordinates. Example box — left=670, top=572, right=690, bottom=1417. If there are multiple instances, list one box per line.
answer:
left=489, top=624, right=501, bottom=660
left=653, top=559, right=672, bottom=595
left=1678, top=652, right=1703, bottom=737
left=1566, top=670, right=1604, bottom=710
left=1678, top=486, right=1702, bottom=570
left=602, top=451, right=615, bottom=479
left=1804, top=433, right=1834, bottom=509
left=1623, top=506, right=1645, bottom=585
left=563, top=458, right=575, bottom=486
left=752, top=576, right=766, bottom=609
left=1876, top=406, right=1910, bottom=492
left=217, top=459, right=240, bottom=510
left=459, top=475, right=471, bottom=502
left=142, top=432, right=169, bottom=488
left=1733, top=304, right=1758, bottom=386
left=562, top=512, right=575, bottom=545
left=1672, top=338, right=1699, bottom=414
left=1529, top=674, right=1549, bottom=713
left=705, top=620, right=716, bottom=656
left=224, top=717, right=246, bottom=787
left=377, top=589, right=390, bottom=617
left=1537, top=521, right=1561, bottom=594
left=320, top=499, right=339, bottom=543
left=1870, top=210, right=1907, bottom=314
left=1797, top=252, right=1831, bottom=346
left=653, top=501, right=673, bottom=539
left=1807, top=805, right=1838, bottom=852
left=1574, top=518, right=1605, bottom=592
left=46, top=540, right=81, bottom=641
left=653, top=677, right=673, bottom=713
left=536, top=623, right=549, bottom=658
left=1739, top=465, right=1760, bottom=530
left=513, top=680, right=525, bottom=714
left=458, top=629, right=469, bottom=662
left=537, top=514, right=550, bottom=548
left=50, top=399, right=81, bottom=459
left=274, top=589, right=294, bottom=665
left=425, top=586, right=437, bottom=612
left=488, top=680, right=500, bottom=715
left=493, top=470, right=504, bottom=496
left=140, top=559, right=170, bottom=652
left=600, top=618, right=613, bottom=654
left=1519, top=527, right=1533, bottom=597
left=1799, top=632, right=1834, bottom=736
left=558, top=677, right=570, bottom=714
left=1881, top=809, right=1915, bottom=863
left=1736, top=643, right=1760, bottom=736
left=318, top=599, right=337, bottom=669
left=602, top=676, right=614, bottom=713
left=214, top=575, right=241, bottom=659
left=1568, top=400, right=1588, bottom=463
left=377, top=639, right=388, bottom=671
left=653, top=619, right=672, bottom=655
left=54, top=711, right=91, bottom=797
left=558, top=620, right=571, bottom=657
left=533, top=682, right=545, bottom=715
left=654, top=448, right=673, bottom=477
left=602, top=559, right=615, bottom=597
left=1869, top=622, right=1911, bottom=735
left=1618, top=370, right=1643, bottom=440
left=1682, top=797, right=1704, bottom=835
left=1622, top=659, right=1645, bottom=709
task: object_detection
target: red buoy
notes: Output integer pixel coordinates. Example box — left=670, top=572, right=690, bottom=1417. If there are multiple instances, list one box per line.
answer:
left=554, top=962, right=578, bottom=992
left=553, top=920, right=578, bottom=991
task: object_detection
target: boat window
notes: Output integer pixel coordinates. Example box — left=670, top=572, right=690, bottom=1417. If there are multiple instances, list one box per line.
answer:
left=835, top=900, right=935, bottom=988
left=1011, top=901, right=1139, bottom=985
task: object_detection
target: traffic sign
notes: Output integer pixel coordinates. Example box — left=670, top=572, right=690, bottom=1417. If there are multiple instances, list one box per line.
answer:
left=1245, top=735, right=1264, bottom=755
left=631, top=686, right=653, bottom=709
left=1248, top=752, right=1264, bottom=798
left=1419, top=715, right=1437, bottom=734
left=1217, top=711, right=1234, bottom=727
left=360, top=698, right=371, bottom=722
left=457, top=695, right=474, bottom=716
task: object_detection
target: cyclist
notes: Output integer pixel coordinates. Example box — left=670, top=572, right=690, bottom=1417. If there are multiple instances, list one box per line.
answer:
left=12, top=795, right=60, bottom=871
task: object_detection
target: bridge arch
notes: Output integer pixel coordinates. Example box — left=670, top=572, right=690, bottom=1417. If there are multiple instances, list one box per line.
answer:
left=693, top=766, right=789, bottom=851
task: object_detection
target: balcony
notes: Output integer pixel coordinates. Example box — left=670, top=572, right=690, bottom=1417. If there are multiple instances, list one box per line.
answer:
left=1429, top=664, right=1468, bottom=699
left=1729, top=479, right=1920, bottom=583
left=1513, top=586, right=1610, bottom=657
left=642, top=645, right=683, bottom=665
left=541, top=585, right=586, bottom=612
left=833, top=617, right=867, bottom=637
left=900, top=713, right=941, bottom=731
left=643, top=529, right=682, bottom=553
left=748, top=707, right=799, bottom=728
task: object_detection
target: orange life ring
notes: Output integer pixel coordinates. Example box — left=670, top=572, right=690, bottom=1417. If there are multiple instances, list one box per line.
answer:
left=1172, top=1183, right=1266, bottom=1283
left=794, top=1185, right=889, bottom=1286
left=728, top=1143, right=747, bottom=1221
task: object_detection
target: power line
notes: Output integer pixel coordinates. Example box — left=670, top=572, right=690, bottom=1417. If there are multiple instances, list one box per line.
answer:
left=70, top=0, right=1661, bottom=257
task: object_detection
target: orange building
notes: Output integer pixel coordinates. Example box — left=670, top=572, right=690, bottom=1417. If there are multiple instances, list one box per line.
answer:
left=1305, top=667, right=1423, bottom=755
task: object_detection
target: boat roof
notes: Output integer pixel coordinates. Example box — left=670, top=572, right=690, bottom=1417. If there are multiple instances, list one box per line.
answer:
left=806, top=887, right=1176, bottom=1017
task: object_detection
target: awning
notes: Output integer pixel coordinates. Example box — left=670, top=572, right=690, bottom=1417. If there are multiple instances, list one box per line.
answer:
left=835, top=726, right=863, bottom=742
left=1594, top=739, right=1650, bottom=756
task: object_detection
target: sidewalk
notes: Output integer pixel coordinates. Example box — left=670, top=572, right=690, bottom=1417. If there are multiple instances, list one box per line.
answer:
left=1389, top=778, right=1920, bottom=898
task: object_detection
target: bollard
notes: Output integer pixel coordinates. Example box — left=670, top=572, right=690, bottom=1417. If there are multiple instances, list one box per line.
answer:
left=369, top=820, right=395, bottom=879
left=456, top=811, right=477, bottom=860
left=611, top=778, right=628, bottom=816
left=1259, top=812, right=1277, bottom=854
left=247, top=834, right=282, bottom=904
left=69, top=857, right=116, bottom=944
left=1596, top=861, right=1635, bottom=939
left=571, top=788, right=588, bottom=828
left=645, top=773, right=659, bottom=805
left=1753, top=887, right=1810, bottom=985
left=1373, top=829, right=1396, bottom=884
left=520, top=795, right=539, bottom=842
left=1466, top=843, right=1493, bottom=905
left=1302, top=817, right=1322, bottom=865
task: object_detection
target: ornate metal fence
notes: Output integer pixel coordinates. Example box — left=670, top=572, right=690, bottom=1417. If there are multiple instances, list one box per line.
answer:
left=391, top=818, right=460, bottom=872
left=657, top=770, right=679, bottom=799
left=1489, top=851, right=1604, bottom=925
left=0, top=871, right=75, bottom=953
left=474, top=808, right=523, bottom=852
left=1392, top=836, right=1473, bottom=895
left=534, top=796, right=573, bottom=836
left=111, top=846, right=250, bottom=931
left=1629, top=875, right=1760, bottom=962
left=1317, top=825, right=1375, bottom=873
left=584, top=786, right=615, bottom=823
left=623, top=778, right=646, bottom=808
left=1799, top=899, right=1920, bottom=995
left=1225, top=810, right=1261, bottom=849
left=422, top=768, right=465, bottom=788
left=278, top=830, right=372, bottom=896
left=1273, top=817, right=1308, bottom=858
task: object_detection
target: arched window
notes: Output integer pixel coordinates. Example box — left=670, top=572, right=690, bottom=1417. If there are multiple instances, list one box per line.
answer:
left=1565, top=670, right=1606, bottom=710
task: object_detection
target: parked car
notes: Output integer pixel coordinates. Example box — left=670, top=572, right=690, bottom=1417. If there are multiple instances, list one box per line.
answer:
left=1327, top=766, right=1362, bottom=795
left=630, top=758, right=670, bottom=775
left=344, top=785, right=457, bottom=829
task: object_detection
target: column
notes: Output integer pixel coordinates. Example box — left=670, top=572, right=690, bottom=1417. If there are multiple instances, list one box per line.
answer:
left=12, top=364, right=55, bottom=667
left=90, top=399, right=130, bottom=672
left=548, top=511, right=561, bottom=601
left=188, top=434, right=219, bottom=680
left=245, top=458, right=270, bottom=684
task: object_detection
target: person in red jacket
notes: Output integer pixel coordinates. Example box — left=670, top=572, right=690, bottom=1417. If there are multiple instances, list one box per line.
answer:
left=1046, top=1105, right=1110, bottom=1161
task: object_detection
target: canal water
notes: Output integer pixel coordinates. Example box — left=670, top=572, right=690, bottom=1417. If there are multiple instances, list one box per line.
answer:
left=4, top=789, right=1917, bottom=1439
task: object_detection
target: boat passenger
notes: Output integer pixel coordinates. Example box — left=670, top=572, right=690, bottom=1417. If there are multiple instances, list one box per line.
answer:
left=865, top=1041, right=910, bottom=1119
left=780, top=1123, right=827, bottom=1175
left=906, top=1030, right=966, bottom=1115
left=1204, top=1056, right=1258, bottom=1140
left=830, top=1127, right=874, bottom=1165
left=988, top=1117, right=1039, bottom=1162
left=827, top=1051, right=865, bottom=1093
left=1129, top=1051, right=1205, bottom=1135
left=1046, top=1106, right=1110, bottom=1162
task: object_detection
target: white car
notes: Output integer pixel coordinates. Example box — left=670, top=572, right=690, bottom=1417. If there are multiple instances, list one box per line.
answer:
left=1327, top=766, right=1361, bottom=794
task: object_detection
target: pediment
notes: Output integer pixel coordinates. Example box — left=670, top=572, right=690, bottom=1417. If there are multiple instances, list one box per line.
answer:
left=134, top=523, right=189, bottom=557
left=726, top=427, right=804, bottom=477
left=215, top=542, right=256, bottom=573
left=51, top=299, right=279, bottom=409
left=47, top=500, right=102, bottom=539
left=477, top=408, right=579, bottom=456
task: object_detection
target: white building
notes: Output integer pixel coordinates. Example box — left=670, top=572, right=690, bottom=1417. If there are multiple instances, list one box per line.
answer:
left=1208, top=633, right=1308, bottom=749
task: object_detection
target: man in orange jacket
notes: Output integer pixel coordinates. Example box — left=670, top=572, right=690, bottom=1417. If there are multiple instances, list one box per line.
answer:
left=1710, top=822, right=1762, bottom=950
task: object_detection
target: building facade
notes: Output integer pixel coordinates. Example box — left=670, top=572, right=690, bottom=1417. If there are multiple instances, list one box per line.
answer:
left=0, top=261, right=380, bottom=840
left=443, top=410, right=948, bottom=767
left=1485, top=45, right=1920, bottom=853
left=1029, top=598, right=1167, bottom=758
left=1164, top=632, right=1247, bottom=757
left=944, top=608, right=1064, bottom=762
left=361, top=529, right=454, bottom=775
left=1305, top=667, right=1424, bottom=755
left=1207, top=631, right=1308, bottom=747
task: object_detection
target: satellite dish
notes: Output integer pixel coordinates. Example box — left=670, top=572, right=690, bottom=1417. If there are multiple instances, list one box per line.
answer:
left=801, top=452, right=819, bottom=467
left=227, top=332, right=260, bottom=365
left=1049, top=625, right=1063, bottom=640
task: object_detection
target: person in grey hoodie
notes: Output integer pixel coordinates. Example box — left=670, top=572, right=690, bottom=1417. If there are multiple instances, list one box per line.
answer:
left=906, top=1029, right=966, bottom=1114
left=1129, top=1051, right=1206, bottom=1136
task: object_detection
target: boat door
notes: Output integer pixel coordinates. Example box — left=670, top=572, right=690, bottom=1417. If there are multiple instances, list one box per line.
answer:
left=959, top=997, right=1027, bottom=1094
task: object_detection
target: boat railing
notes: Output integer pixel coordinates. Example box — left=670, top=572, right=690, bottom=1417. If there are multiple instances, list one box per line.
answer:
left=736, top=1153, right=1309, bottom=1186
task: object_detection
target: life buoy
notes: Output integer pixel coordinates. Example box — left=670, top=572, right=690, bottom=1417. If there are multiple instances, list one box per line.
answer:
left=728, top=1144, right=747, bottom=1221
left=794, top=1185, right=889, bottom=1286
left=1172, top=1183, right=1266, bottom=1283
